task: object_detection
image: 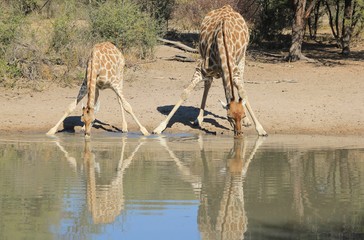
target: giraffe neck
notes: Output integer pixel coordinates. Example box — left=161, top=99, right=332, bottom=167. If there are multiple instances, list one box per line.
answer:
left=221, top=20, right=235, bottom=101
left=86, top=50, right=98, bottom=109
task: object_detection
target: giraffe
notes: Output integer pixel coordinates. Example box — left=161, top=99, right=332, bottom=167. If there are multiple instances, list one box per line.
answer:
left=46, top=42, right=149, bottom=137
left=153, top=5, right=267, bottom=137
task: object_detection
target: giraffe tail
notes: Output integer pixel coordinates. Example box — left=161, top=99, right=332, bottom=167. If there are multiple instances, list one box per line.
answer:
left=76, top=76, right=88, bottom=104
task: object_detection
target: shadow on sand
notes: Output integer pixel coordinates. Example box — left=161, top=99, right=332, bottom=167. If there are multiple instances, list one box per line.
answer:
left=157, top=105, right=230, bottom=135
left=58, top=116, right=122, bottom=134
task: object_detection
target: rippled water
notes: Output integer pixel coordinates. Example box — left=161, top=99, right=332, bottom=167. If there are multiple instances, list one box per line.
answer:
left=0, top=133, right=364, bottom=239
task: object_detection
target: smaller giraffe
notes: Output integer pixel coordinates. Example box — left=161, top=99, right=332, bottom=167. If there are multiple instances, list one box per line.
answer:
left=47, top=42, right=149, bottom=137
left=153, top=5, right=267, bottom=136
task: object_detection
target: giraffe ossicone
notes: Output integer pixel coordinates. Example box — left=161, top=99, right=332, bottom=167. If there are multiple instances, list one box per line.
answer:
left=153, top=5, right=267, bottom=136
left=47, top=42, right=149, bottom=137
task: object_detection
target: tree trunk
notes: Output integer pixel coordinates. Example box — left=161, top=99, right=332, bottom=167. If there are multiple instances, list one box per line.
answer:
left=287, top=0, right=313, bottom=62
left=341, top=0, right=353, bottom=56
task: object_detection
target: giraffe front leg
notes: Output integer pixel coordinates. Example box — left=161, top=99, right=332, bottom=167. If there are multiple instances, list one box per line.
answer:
left=115, top=88, right=149, bottom=136
left=153, top=67, right=203, bottom=134
left=82, top=88, right=100, bottom=134
left=242, top=104, right=252, bottom=127
left=244, top=99, right=267, bottom=136
left=235, top=61, right=267, bottom=136
left=117, top=97, right=128, bottom=133
left=47, top=99, right=78, bottom=135
left=234, top=60, right=251, bottom=127
left=194, top=77, right=212, bottom=127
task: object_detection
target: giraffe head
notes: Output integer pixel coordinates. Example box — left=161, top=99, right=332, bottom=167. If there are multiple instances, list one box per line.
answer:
left=82, top=107, right=95, bottom=137
left=226, top=98, right=246, bottom=137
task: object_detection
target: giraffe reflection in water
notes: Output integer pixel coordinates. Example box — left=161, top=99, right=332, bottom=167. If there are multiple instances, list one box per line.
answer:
left=55, top=137, right=144, bottom=224
left=54, top=135, right=264, bottom=234
left=83, top=138, right=144, bottom=224
left=161, top=136, right=264, bottom=240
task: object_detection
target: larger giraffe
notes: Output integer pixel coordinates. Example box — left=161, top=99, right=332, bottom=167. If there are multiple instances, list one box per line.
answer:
left=47, top=42, right=149, bottom=137
left=153, top=5, right=267, bottom=136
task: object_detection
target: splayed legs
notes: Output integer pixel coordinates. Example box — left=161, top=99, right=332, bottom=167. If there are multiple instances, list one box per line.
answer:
left=153, top=67, right=203, bottom=134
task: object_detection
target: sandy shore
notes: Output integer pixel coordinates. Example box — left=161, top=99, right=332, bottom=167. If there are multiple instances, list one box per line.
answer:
left=1, top=45, right=363, bottom=137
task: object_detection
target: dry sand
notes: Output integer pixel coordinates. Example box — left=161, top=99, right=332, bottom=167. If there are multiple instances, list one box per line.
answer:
left=1, top=44, right=363, bottom=137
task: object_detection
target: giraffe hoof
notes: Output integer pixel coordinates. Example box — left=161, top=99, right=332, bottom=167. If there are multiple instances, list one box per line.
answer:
left=153, top=122, right=167, bottom=134
left=193, top=119, right=201, bottom=126
left=46, top=129, right=57, bottom=135
left=141, top=128, right=150, bottom=136
left=258, top=130, right=268, bottom=137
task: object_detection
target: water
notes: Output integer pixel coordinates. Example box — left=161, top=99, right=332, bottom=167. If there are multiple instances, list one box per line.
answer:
left=0, top=133, right=363, bottom=240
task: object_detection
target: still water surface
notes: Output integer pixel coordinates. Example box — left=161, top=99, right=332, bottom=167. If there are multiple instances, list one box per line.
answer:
left=0, top=133, right=364, bottom=239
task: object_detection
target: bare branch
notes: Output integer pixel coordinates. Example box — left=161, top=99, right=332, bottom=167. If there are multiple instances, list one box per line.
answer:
left=157, top=38, right=199, bottom=53
left=305, top=0, right=318, bottom=18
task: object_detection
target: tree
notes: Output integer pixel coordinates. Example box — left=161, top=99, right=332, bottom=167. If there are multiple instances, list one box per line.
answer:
left=325, top=0, right=364, bottom=56
left=287, top=0, right=311, bottom=61
left=342, top=0, right=353, bottom=55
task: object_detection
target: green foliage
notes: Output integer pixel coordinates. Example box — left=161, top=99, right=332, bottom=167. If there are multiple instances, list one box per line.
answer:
left=90, top=0, right=158, bottom=58
left=9, top=0, right=40, bottom=15
left=172, top=0, right=238, bottom=30
left=0, top=7, right=23, bottom=83
left=0, top=8, right=23, bottom=55
left=51, top=0, right=78, bottom=52
left=0, top=59, right=22, bottom=85
left=52, top=16, right=73, bottom=53
left=254, top=0, right=292, bottom=41
left=136, top=0, right=176, bottom=33
left=49, top=0, right=93, bottom=83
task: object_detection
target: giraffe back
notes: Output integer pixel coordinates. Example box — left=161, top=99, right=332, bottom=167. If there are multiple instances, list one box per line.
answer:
left=199, top=5, right=249, bottom=77
left=87, top=42, right=125, bottom=91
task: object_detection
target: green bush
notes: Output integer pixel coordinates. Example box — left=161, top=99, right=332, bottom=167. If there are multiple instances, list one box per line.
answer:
left=0, top=8, right=23, bottom=55
left=12, top=0, right=39, bottom=15
left=52, top=15, right=73, bottom=53
left=50, top=0, right=81, bottom=53
left=0, top=59, right=22, bottom=84
left=90, top=0, right=158, bottom=58
left=254, top=0, right=292, bottom=41
left=49, top=0, right=93, bottom=85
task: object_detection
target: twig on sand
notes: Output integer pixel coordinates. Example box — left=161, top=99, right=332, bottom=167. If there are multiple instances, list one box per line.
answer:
left=163, top=55, right=196, bottom=62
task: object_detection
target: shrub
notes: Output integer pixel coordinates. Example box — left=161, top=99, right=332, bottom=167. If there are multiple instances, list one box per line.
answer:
left=90, top=0, right=158, bottom=59
left=0, top=59, right=22, bottom=86
left=49, top=0, right=93, bottom=85
left=0, top=8, right=24, bottom=55
left=172, top=0, right=239, bottom=30
left=136, top=0, right=176, bottom=33
left=255, top=0, right=292, bottom=41
left=0, top=7, right=24, bottom=82
left=12, top=0, right=39, bottom=15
